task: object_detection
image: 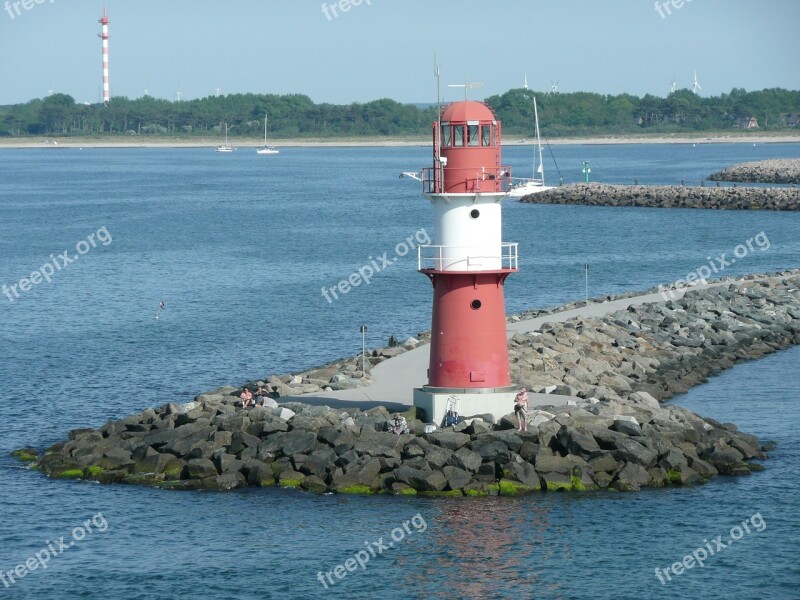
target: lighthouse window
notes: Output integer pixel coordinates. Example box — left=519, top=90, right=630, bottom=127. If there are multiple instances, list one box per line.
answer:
left=469, top=209, right=480, bottom=219
left=453, top=125, right=464, bottom=146
left=481, top=125, right=491, bottom=146
left=467, top=124, right=479, bottom=146
left=441, top=125, right=451, bottom=147
left=471, top=299, right=482, bottom=310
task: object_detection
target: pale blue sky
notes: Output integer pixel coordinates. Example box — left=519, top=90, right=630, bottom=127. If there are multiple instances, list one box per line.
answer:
left=0, top=0, right=797, bottom=105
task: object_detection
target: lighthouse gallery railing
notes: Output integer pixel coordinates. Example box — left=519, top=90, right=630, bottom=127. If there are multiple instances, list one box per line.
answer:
left=422, top=166, right=513, bottom=194
left=418, top=243, right=518, bottom=272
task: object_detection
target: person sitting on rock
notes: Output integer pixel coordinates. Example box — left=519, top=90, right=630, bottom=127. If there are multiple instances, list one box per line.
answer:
left=514, top=387, right=529, bottom=432
left=240, top=388, right=254, bottom=408
left=391, top=414, right=408, bottom=435
left=254, top=386, right=269, bottom=405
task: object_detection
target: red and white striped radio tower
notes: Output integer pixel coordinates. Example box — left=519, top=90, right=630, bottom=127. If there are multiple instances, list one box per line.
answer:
left=98, top=7, right=110, bottom=105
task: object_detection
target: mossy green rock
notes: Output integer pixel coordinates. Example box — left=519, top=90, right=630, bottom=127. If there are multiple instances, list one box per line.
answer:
left=84, top=466, right=105, bottom=478
left=162, top=459, right=184, bottom=479
left=54, top=469, right=84, bottom=479
left=338, top=485, right=375, bottom=495
left=419, top=489, right=463, bottom=497
left=498, top=479, right=534, bottom=496
left=11, top=448, right=38, bottom=462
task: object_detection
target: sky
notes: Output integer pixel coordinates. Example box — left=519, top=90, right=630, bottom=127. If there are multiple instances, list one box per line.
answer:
left=0, top=0, right=798, bottom=106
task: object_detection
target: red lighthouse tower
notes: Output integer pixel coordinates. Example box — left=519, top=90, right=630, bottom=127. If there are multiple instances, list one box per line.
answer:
left=413, top=100, right=518, bottom=425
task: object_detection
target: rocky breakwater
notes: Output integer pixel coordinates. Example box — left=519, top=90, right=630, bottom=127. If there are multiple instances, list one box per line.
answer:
left=18, top=276, right=798, bottom=495
left=520, top=183, right=800, bottom=211
left=508, top=275, right=800, bottom=404
left=710, top=159, right=800, bottom=185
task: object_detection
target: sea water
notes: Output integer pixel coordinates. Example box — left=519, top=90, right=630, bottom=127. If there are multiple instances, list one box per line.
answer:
left=0, top=143, right=798, bottom=598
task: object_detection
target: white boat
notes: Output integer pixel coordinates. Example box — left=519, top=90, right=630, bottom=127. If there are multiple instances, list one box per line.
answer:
left=215, top=123, right=235, bottom=152
left=506, top=96, right=554, bottom=198
left=256, top=113, right=279, bottom=155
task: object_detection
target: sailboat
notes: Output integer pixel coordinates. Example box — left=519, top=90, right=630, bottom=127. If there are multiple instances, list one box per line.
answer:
left=215, top=123, right=235, bottom=153
left=506, top=96, right=554, bottom=198
left=256, top=114, right=279, bottom=155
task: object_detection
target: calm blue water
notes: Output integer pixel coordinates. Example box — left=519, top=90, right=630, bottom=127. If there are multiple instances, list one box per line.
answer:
left=1, top=143, right=798, bottom=599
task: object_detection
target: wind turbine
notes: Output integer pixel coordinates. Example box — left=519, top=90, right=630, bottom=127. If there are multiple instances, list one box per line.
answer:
left=523, top=73, right=529, bottom=90
left=143, top=88, right=149, bottom=97
left=215, top=87, right=221, bottom=97
left=670, top=79, right=677, bottom=94
left=550, top=80, right=559, bottom=94
left=175, top=90, right=182, bottom=101
left=692, top=71, right=702, bottom=94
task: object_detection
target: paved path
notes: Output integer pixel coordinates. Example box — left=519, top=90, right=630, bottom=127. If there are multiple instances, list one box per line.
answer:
left=289, top=278, right=770, bottom=411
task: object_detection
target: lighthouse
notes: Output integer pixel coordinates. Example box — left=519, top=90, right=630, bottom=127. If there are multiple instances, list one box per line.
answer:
left=98, top=7, right=110, bottom=105
left=412, top=100, right=518, bottom=425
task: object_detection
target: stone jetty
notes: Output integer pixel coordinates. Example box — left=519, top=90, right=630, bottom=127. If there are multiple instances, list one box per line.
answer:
left=710, top=159, right=800, bottom=184
left=16, top=273, right=799, bottom=495
left=519, top=183, right=800, bottom=211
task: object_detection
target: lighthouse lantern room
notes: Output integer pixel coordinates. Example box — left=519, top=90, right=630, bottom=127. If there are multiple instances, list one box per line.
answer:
left=413, top=100, right=520, bottom=426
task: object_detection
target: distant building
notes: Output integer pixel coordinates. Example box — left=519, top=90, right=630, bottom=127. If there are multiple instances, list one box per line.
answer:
left=733, top=116, right=759, bottom=129
left=780, top=113, right=800, bottom=127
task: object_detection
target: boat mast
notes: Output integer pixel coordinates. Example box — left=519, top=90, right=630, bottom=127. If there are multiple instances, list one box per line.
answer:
left=533, top=96, right=543, bottom=183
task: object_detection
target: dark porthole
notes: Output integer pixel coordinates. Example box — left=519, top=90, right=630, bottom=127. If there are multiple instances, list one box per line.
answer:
left=471, top=299, right=482, bottom=310
left=470, top=209, right=480, bottom=219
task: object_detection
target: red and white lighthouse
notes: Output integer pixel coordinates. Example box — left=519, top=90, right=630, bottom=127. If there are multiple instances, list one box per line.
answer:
left=413, top=100, right=518, bottom=425
left=98, top=7, right=110, bottom=105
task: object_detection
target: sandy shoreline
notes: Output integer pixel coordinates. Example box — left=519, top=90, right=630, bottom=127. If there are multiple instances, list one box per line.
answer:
left=1, top=133, right=799, bottom=149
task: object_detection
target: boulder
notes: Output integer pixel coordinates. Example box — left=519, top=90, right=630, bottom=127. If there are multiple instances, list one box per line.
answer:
left=214, top=472, right=247, bottom=490
left=393, top=466, right=447, bottom=492
left=610, top=437, right=657, bottom=466
left=247, top=463, right=276, bottom=487
left=442, top=466, right=472, bottom=490
left=611, top=419, right=643, bottom=437
left=132, top=453, right=174, bottom=475
left=281, top=431, right=317, bottom=456
left=471, top=439, right=511, bottom=463
left=353, top=433, right=405, bottom=458
left=556, top=426, right=601, bottom=457
left=230, top=431, right=262, bottom=455
left=534, top=454, right=574, bottom=475
left=301, top=475, right=328, bottom=494
left=278, top=469, right=306, bottom=487
left=611, top=463, right=651, bottom=491
left=505, top=461, right=541, bottom=490
left=705, top=446, right=745, bottom=474
left=183, top=458, right=218, bottom=480
left=424, top=445, right=453, bottom=470
left=425, top=431, right=471, bottom=451
left=448, top=447, right=483, bottom=473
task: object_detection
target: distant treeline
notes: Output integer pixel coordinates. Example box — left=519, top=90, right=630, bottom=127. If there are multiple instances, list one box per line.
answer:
left=1, top=87, right=799, bottom=138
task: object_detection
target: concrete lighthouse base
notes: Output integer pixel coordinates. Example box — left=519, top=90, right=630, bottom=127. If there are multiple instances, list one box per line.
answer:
left=413, top=386, right=520, bottom=427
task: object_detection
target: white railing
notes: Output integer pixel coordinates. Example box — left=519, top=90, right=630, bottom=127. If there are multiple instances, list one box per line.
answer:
left=418, top=243, right=518, bottom=272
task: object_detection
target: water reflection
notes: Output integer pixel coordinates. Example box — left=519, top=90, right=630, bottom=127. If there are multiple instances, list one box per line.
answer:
left=402, top=497, right=574, bottom=598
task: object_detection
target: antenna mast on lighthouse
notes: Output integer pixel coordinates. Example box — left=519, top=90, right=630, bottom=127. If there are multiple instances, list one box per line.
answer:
left=98, top=7, right=110, bottom=105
